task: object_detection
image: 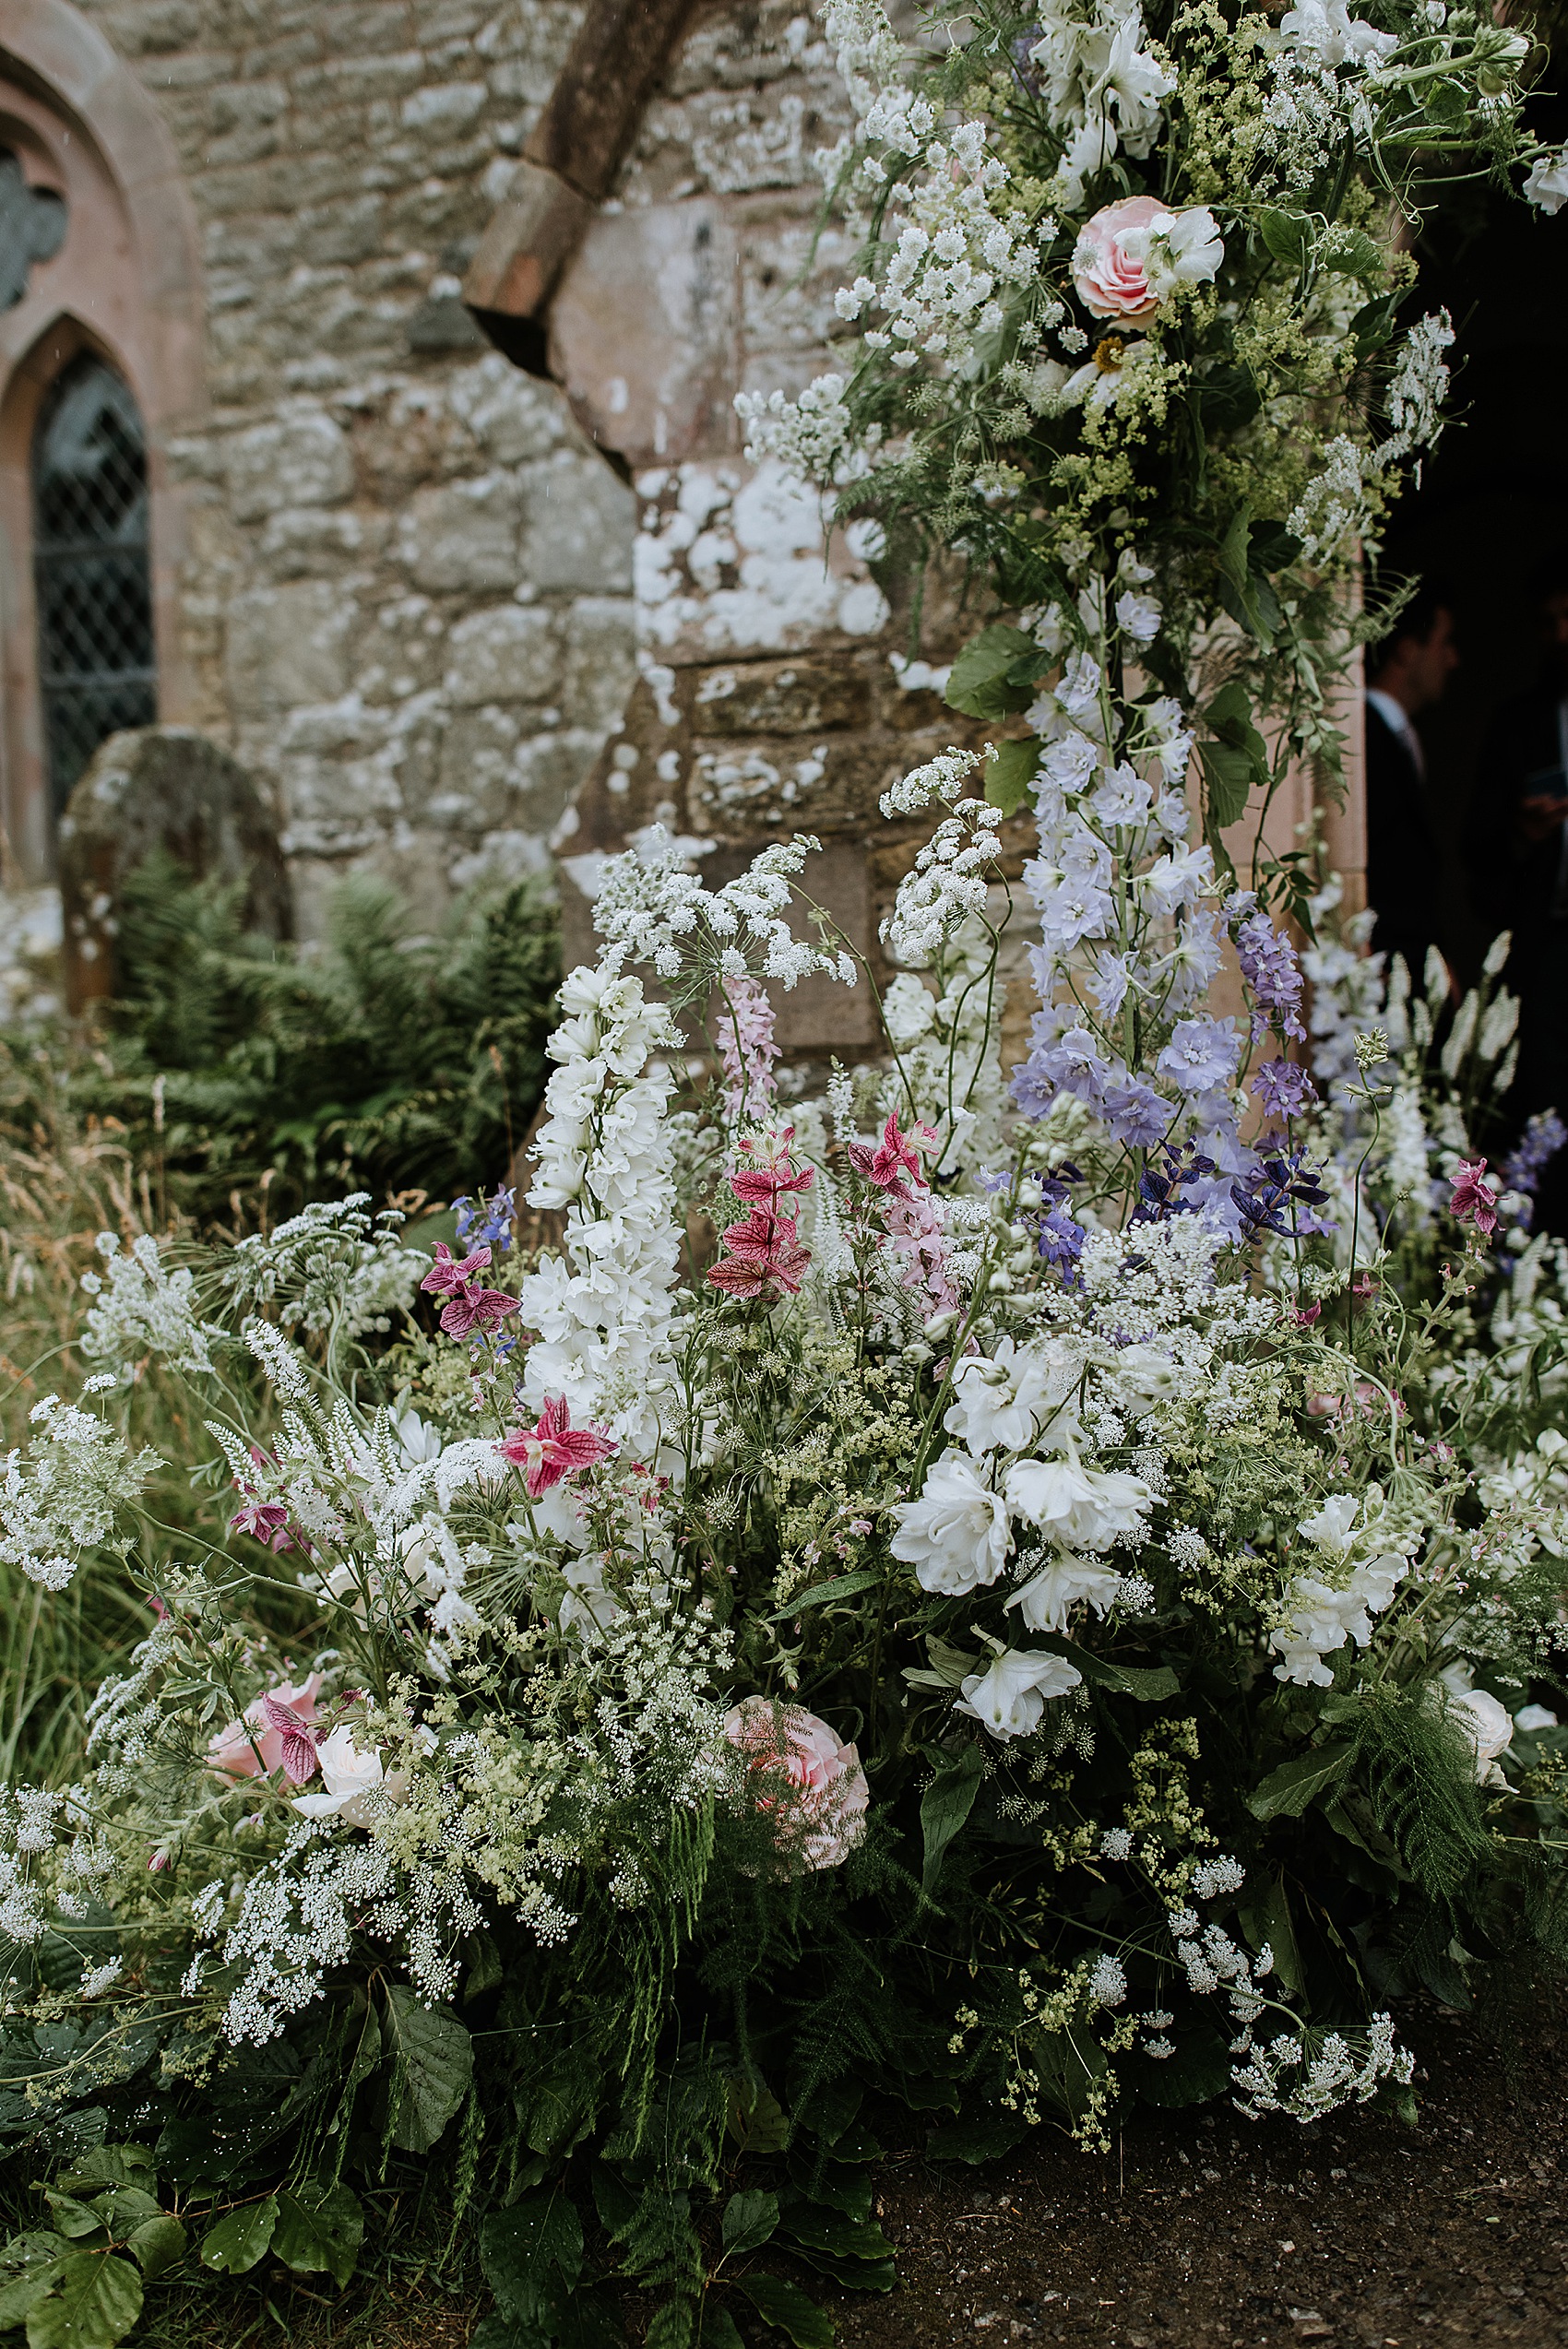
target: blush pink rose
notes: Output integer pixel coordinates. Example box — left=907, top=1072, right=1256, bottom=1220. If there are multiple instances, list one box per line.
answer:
left=1072, top=196, right=1166, bottom=321
left=723, top=1696, right=869, bottom=1870
left=208, top=1671, right=322, bottom=1780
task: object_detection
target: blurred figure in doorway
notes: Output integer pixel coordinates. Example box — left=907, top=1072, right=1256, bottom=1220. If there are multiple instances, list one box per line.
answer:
left=1365, top=582, right=1460, bottom=991
left=1471, top=552, right=1568, bottom=1234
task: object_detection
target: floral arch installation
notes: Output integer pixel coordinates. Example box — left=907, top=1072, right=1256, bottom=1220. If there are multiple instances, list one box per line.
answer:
left=30, top=351, right=156, bottom=824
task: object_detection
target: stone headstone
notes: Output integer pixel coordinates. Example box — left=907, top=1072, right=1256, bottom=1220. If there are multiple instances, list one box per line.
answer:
left=58, top=727, right=292, bottom=1013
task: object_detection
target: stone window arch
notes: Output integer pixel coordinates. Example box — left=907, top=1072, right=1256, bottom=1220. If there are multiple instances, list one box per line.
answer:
left=0, top=0, right=204, bottom=880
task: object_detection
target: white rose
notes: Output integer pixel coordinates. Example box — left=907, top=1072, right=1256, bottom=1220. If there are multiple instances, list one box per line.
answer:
left=956, top=1649, right=1083, bottom=1740
left=890, top=1450, right=1009, bottom=1596
left=1007, top=1552, right=1122, bottom=1633
left=1004, top=1454, right=1151, bottom=1552
left=292, top=1726, right=388, bottom=1828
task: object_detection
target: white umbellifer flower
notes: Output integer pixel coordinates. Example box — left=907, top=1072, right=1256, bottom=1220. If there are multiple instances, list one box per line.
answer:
left=1191, top=1855, right=1246, bottom=1900
left=1004, top=1453, right=1152, bottom=1552
left=0, top=1393, right=158, bottom=1593
left=291, top=1726, right=389, bottom=1827
left=1088, top=1952, right=1128, bottom=2006
left=944, top=1336, right=1081, bottom=1455
left=956, top=1647, right=1083, bottom=1739
left=1526, top=145, right=1568, bottom=216
left=1007, top=1551, right=1122, bottom=1632
left=1099, top=1827, right=1133, bottom=1860
left=889, top=1450, right=1010, bottom=1595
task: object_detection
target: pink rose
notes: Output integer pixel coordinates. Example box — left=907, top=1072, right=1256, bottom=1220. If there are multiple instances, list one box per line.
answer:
left=208, top=1672, right=322, bottom=1781
left=1073, top=196, right=1224, bottom=322
left=723, top=1696, right=869, bottom=1870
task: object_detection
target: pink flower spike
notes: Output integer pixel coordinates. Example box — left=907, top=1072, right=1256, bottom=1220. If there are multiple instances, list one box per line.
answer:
left=420, top=1241, right=493, bottom=1298
left=260, top=1694, right=319, bottom=1785
left=707, top=1208, right=812, bottom=1300
left=1450, top=1158, right=1499, bottom=1237
left=849, top=1112, right=935, bottom=1194
left=501, top=1394, right=617, bottom=1500
left=231, top=1496, right=293, bottom=1553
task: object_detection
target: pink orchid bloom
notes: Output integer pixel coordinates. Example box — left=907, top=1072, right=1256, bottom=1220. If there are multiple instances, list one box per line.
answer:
left=260, top=1692, right=320, bottom=1785
left=420, top=1241, right=493, bottom=1299
left=1451, top=1158, right=1499, bottom=1237
left=707, top=1208, right=812, bottom=1300
left=501, top=1395, right=617, bottom=1500
left=438, top=1284, right=518, bottom=1340
left=849, top=1112, right=936, bottom=1195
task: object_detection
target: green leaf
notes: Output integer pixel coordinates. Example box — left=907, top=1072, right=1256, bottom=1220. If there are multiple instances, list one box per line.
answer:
left=52, top=2153, right=152, bottom=2201
left=121, top=2218, right=184, bottom=2284
left=385, top=1987, right=473, bottom=2153
left=1133, top=2025, right=1232, bottom=2108
left=920, top=1749, right=983, bottom=1894
left=720, top=2192, right=779, bottom=2260
left=37, top=2208, right=102, bottom=2252
left=925, top=2114, right=1027, bottom=2165
left=697, top=2306, right=747, bottom=2349
left=559, top=2293, right=632, bottom=2349
left=24, top=2251, right=142, bottom=2349
left=767, top=1571, right=883, bottom=1622
left=198, top=2197, right=278, bottom=2277
left=1250, top=1740, right=1353, bottom=1821
left=725, top=2078, right=790, bottom=2155
left=1324, top=229, right=1382, bottom=284
left=1197, top=741, right=1255, bottom=833
left=0, top=2266, right=62, bottom=2331
left=479, top=2189, right=583, bottom=2328
left=944, top=624, right=1041, bottom=719
left=1238, top=1871, right=1304, bottom=1997
left=983, top=739, right=1040, bottom=818
left=271, top=2182, right=363, bottom=2291
left=777, top=2206, right=891, bottom=2269
left=737, top=2273, right=835, bottom=2348
left=1257, top=208, right=1311, bottom=269
left=1030, top=1636, right=1178, bottom=1702
left=1350, top=291, right=1399, bottom=358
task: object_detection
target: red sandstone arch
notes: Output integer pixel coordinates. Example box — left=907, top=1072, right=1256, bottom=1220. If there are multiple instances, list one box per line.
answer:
left=0, top=0, right=206, bottom=880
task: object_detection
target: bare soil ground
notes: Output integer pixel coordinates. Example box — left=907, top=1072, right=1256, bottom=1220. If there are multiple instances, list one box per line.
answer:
left=168, top=1987, right=1566, bottom=2346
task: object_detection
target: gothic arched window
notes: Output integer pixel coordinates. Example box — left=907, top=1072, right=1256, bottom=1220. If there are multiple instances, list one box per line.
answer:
left=30, top=353, right=157, bottom=823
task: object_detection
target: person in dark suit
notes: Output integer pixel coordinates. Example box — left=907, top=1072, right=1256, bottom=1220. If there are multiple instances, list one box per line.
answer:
left=1364, top=584, right=1459, bottom=990
left=1470, top=554, right=1568, bottom=1232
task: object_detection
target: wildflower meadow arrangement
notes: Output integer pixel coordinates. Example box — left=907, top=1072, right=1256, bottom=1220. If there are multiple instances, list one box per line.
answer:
left=3, top=4, right=1568, bottom=2343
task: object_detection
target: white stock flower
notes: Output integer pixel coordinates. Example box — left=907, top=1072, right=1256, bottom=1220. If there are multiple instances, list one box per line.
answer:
left=890, top=1450, right=1009, bottom=1595
left=956, top=1648, right=1083, bottom=1739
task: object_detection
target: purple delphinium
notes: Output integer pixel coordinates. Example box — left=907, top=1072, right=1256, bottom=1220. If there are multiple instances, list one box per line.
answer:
left=1103, top=1079, right=1170, bottom=1149
left=455, top=1183, right=517, bottom=1253
left=1230, top=1147, right=1331, bottom=1240
left=1252, top=1058, right=1318, bottom=1125
left=1231, top=908, right=1306, bottom=1041
left=1503, top=1111, right=1567, bottom=1229
left=1155, top=1016, right=1241, bottom=1096
left=1131, top=1142, right=1217, bottom=1226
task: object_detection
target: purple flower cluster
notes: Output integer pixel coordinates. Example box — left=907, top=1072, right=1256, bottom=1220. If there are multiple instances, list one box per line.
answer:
left=1252, top=1058, right=1318, bottom=1127
left=1502, top=1111, right=1567, bottom=1224
left=454, top=1183, right=517, bottom=1253
left=1131, top=1142, right=1216, bottom=1226
left=1229, top=1147, right=1331, bottom=1240
left=1010, top=1018, right=1173, bottom=1149
left=1231, top=907, right=1306, bottom=1041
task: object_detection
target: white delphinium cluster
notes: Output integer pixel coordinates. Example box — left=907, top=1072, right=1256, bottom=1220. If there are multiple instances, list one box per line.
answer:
left=594, top=825, right=855, bottom=993
left=1270, top=1492, right=1414, bottom=1688
left=517, top=965, right=683, bottom=1461
left=79, top=1232, right=223, bottom=1376
left=1025, top=0, right=1174, bottom=203
left=0, top=1384, right=158, bottom=1592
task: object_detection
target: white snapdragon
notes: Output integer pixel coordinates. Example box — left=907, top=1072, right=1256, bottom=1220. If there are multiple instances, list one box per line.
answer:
left=1007, top=1550, right=1122, bottom=1632
left=1270, top=1494, right=1411, bottom=1686
left=889, top=1449, right=1009, bottom=1594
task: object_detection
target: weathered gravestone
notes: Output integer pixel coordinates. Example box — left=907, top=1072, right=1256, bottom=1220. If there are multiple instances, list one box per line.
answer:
left=57, top=728, right=292, bottom=1014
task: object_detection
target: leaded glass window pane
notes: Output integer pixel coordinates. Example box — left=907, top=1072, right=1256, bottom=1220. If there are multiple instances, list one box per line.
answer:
left=31, top=355, right=157, bottom=824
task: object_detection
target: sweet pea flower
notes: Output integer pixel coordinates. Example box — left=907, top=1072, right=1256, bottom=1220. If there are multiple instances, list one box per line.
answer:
left=291, top=1725, right=393, bottom=1828
left=208, top=1672, right=323, bottom=1781
left=1444, top=1684, right=1512, bottom=1787
left=957, top=1648, right=1083, bottom=1740
left=1073, top=196, right=1223, bottom=323
left=1004, top=1454, right=1152, bottom=1553
left=723, top=1697, right=868, bottom=1869
left=1007, top=1551, right=1122, bottom=1633
left=890, top=1450, right=1010, bottom=1594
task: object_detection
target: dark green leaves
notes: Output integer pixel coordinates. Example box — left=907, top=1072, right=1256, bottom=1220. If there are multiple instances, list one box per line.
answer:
left=919, top=1748, right=983, bottom=1894
left=719, top=2191, right=778, bottom=2260
left=1257, top=208, right=1312, bottom=270
left=271, top=2181, right=363, bottom=2289
left=944, top=625, right=1045, bottom=719
left=22, top=2249, right=143, bottom=2349
left=480, top=2189, right=584, bottom=2333
left=384, top=1987, right=472, bottom=2153
left=725, top=2078, right=790, bottom=2155
left=1250, top=1740, right=1354, bottom=1821
left=983, top=739, right=1040, bottom=817
left=1215, top=507, right=1285, bottom=647
left=198, top=2195, right=278, bottom=2276
left=1198, top=677, right=1273, bottom=837
left=767, top=1571, right=883, bottom=1621
left=736, top=2273, right=835, bottom=2348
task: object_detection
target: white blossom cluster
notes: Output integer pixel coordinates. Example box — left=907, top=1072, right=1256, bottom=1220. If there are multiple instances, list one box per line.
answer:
left=223, top=1195, right=426, bottom=1339
left=881, top=800, right=1004, bottom=967
left=1270, top=1493, right=1414, bottom=1688
left=593, top=825, right=854, bottom=994
left=0, top=1385, right=157, bottom=1592
left=80, top=1232, right=223, bottom=1376
left=0, top=1785, right=65, bottom=1944
left=1231, top=2013, right=1413, bottom=2122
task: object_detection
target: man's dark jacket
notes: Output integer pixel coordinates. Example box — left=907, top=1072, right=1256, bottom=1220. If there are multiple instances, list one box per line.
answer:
left=1365, top=699, right=1445, bottom=979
